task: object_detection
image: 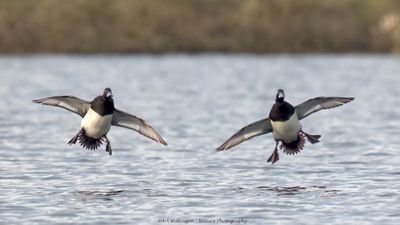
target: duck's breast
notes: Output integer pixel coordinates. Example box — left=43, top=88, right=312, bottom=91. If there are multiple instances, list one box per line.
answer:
left=271, top=113, right=301, bottom=142
left=81, top=108, right=112, bottom=138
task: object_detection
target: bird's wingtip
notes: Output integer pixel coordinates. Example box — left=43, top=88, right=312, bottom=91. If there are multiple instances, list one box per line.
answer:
left=159, top=139, right=168, bottom=146
left=344, top=97, right=355, bottom=103
left=216, top=146, right=226, bottom=151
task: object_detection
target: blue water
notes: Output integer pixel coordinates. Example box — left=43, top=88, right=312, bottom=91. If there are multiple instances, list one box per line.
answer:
left=0, top=54, right=399, bottom=225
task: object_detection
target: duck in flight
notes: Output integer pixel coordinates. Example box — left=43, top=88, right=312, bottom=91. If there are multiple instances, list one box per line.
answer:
left=33, top=88, right=167, bottom=155
left=216, top=89, right=354, bottom=164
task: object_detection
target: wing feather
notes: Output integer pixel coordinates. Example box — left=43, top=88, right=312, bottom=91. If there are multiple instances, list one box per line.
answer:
left=33, top=96, right=90, bottom=117
left=295, top=97, right=354, bottom=120
left=216, top=118, right=272, bottom=151
left=111, top=109, right=167, bottom=146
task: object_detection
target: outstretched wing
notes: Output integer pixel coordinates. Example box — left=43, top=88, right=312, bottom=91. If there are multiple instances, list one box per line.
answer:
left=111, top=109, right=167, bottom=146
left=216, top=118, right=272, bottom=151
left=295, top=97, right=354, bottom=120
left=33, top=96, right=90, bottom=117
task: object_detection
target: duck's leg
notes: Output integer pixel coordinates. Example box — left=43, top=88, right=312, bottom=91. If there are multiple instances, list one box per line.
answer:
left=301, top=130, right=321, bottom=144
left=267, top=141, right=280, bottom=164
left=68, top=129, right=81, bottom=145
left=104, top=136, right=112, bottom=155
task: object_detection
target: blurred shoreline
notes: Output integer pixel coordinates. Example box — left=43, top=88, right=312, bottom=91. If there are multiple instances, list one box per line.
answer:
left=1, top=0, right=400, bottom=53
left=2, top=53, right=399, bottom=58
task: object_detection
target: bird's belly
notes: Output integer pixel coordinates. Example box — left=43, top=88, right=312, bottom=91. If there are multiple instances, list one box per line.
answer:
left=81, top=108, right=112, bottom=139
left=271, top=114, right=302, bottom=142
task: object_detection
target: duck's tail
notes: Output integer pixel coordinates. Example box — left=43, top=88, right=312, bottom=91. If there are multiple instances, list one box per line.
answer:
left=280, top=134, right=305, bottom=155
left=69, top=129, right=105, bottom=151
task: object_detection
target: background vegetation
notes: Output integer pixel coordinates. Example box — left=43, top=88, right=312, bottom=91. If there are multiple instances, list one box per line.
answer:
left=1, top=0, right=400, bottom=53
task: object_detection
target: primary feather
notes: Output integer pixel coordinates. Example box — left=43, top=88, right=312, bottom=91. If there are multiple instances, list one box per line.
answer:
left=295, top=97, right=354, bottom=120
left=33, top=96, right=90, bottom=117
left=216, top=118, right=272, bottom=151
left=111, top=109, right=167, bottom=146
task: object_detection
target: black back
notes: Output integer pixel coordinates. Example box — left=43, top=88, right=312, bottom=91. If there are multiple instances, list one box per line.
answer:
left=90, top=96, right=114, bottom=116
left=269, top=101, right=295, bottom=121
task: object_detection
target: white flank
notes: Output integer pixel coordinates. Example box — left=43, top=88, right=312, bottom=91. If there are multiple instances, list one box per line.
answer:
left=81, top=108, right=112, bottom=138
left=271, top=113, right=302, bottom=142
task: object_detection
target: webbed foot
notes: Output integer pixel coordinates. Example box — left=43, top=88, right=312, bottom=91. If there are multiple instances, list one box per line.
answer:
left=267, top=141, right=280, bottom=164
left=105, top=136, right=112, bottom=155
left=302, top=131, right=321, bottom=144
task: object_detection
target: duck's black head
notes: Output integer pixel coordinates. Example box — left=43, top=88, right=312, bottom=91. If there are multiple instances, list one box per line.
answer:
left=103, top=88, right=113, bottom=99
left=91, top=88, right=114, bottom=115
left=275, top=89, right=285, bottom=103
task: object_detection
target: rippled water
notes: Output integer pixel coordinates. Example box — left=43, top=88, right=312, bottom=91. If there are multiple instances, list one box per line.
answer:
left=1, top=54, right=399, bottom=225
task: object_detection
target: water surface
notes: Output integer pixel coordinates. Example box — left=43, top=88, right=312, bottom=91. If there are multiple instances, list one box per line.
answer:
left=0, top=54, right=399, bottom=224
